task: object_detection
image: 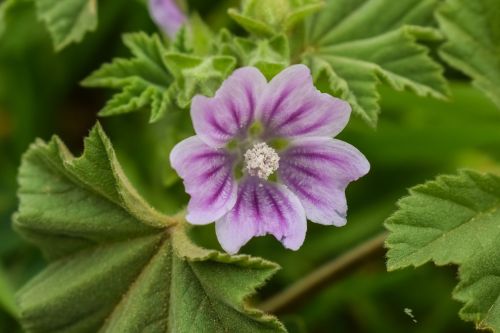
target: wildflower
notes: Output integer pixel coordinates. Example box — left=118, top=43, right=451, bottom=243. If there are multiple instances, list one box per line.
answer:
left=170, top=65, right=370, bottom=254
left=149, top=0, right=186, bottom=38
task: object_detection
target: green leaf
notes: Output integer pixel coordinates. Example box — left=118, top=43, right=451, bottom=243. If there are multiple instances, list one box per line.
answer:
left=164, top=53, right=236, bottom=108
left=0, top=0, right=25, bottom=38
left=436, top=0, right=500, bottom=109
left=82, top=32, right=177, bottom=123
left=0, top=5, right=7, bottom=37
left=228, top=0, right=324, bottom=36
left=302, top=0, right=449, bottom=126
left=188, top=13, right=214, bottom=56
left=0, top=264, right=17, bottom=318
left=0, top=0, right=14, bottom=37
left=234, top=35, right=290, bottom=79
left=170, top=14, right=213, bottom=56
left=217, top=31, right=290, bottom=79
left=385, top=170, right=500, bottom=331
left=36, top=0, right=98, bottom=51
left=455, top=236, right=500, bottom=331
left=14, top=123, right=286, bottom=333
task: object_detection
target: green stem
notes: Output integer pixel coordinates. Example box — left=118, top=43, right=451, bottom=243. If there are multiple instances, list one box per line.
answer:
left=259, top=231, right=388, bottom=314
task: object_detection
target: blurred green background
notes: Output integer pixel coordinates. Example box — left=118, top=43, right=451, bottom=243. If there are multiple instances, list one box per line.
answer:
left=0, top=1, right=499, bottom=332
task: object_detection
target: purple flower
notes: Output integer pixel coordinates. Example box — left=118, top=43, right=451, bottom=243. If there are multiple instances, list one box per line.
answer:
left=170, top=65, right=370, bottom=254
left=149, top=0, right=186, bottom=38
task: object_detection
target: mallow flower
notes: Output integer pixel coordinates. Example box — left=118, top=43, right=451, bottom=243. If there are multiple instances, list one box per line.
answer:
left=170, top=65, right=370, bottom=254
left=149, top=0, right=186, bottom=38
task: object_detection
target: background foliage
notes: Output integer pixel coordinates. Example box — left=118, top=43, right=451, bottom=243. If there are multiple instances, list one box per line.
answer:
left=0, top=0, right=499, bottom=332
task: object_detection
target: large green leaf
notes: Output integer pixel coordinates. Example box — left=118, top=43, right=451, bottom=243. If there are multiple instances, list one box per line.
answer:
left=82, top=33, right=177, bottom=123
left=386, top=170, right=500, bottom=331
left=436, top=0, right=500, bottom=109
left=301, top=0, right=449, bottom=126
left=14, top=124, right=286, bottom=333
left=36, top=0, right=98, bottom=51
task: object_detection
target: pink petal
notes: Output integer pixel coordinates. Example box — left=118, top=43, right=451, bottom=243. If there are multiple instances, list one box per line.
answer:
left=191, top=67, right=267, bottom=148
left=278, top=137, right=369, bottom=226
left=170, top=136, right=238, bottom=224
left=257, top=64, right=350, bottom=139
left=215, top=177, right=307, bottom=254
left=149, top=0, right=186, bottom=38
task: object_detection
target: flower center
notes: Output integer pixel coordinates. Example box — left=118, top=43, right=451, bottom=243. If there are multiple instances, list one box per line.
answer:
left=244, top=142, right=280, bottom=180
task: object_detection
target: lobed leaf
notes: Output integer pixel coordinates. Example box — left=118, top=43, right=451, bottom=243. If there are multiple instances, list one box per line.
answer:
left=302, top=0, right=449, bottom=126
left=436, top=0, right=500, bottom=109
left=82, top=33, right=176, bottom=123
left=14, top=123, right=286, bottom=333
left=386, top=170, right=500, bottom=331
left=36, top=0, right=97, bottom=51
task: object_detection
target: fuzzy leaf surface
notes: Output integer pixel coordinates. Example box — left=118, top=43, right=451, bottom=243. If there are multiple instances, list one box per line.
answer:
left=386, top=170, right=500, bottom=331
left=437, top=0, right=500, bottom=109
left=82, top=33, right=176, bottom=123
left=36, top=0, right=97, bottom=51
left=302, top=0, right=449, bottom=126
left=14, top=124, right=285, bottom=333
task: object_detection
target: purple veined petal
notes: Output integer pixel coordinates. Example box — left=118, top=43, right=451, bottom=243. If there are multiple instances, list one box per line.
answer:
left=191, top=67, right=267, bottom=148
left=215, top=177, right=307, bottom=254
left=257, top=64, right=351, bottom=139
left=149, top=0, right=187, bottom=38
left=278, top=137, right=370, bottom=226
left=170, top=136, right=238, bottom=224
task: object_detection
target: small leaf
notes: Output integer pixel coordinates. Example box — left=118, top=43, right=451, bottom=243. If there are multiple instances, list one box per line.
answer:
left=170, top=14, right=213, bottom=56
left=302, top=0, right=449, bottom=126
left=171, top=25, right=191, bottom=53
left=385, top=170, right=500, bottom=331
left=437, top=0, right=500, bottom=109
left=36, top=0, right=98, bottom=51
left=234, top=35, right=290, bottom=79
left=164, top=53, right=236, bottom=108
left=14, top=123, right=286, bottom=333
left=229, top=0, right=324, bottom=36
left=228, top=8, right=275, bottom=36
left=212, top=28, right=240, bottom=57
left=82, top=32, right=176, bottom=123
left=188, top=13, right=214, bottom=56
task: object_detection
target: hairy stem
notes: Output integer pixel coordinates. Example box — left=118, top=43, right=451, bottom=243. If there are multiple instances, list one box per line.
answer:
left=260, top=231, right=388, bottom=314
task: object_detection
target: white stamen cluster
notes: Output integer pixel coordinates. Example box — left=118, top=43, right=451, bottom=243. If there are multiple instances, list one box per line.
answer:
left=244, top=142, right=280, bottom=179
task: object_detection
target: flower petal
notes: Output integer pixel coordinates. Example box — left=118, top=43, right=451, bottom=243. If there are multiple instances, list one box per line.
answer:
left=170, top=136, right=237, bottom=224
left=257, top=64, right=350, bottom=139
left=149, top=0, right=186, bottom=38
left=278, top=137, right=369, bottom=226
left=191, top=67, right=267, bottom=148
left=215, top=177, right=307, bottom=254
